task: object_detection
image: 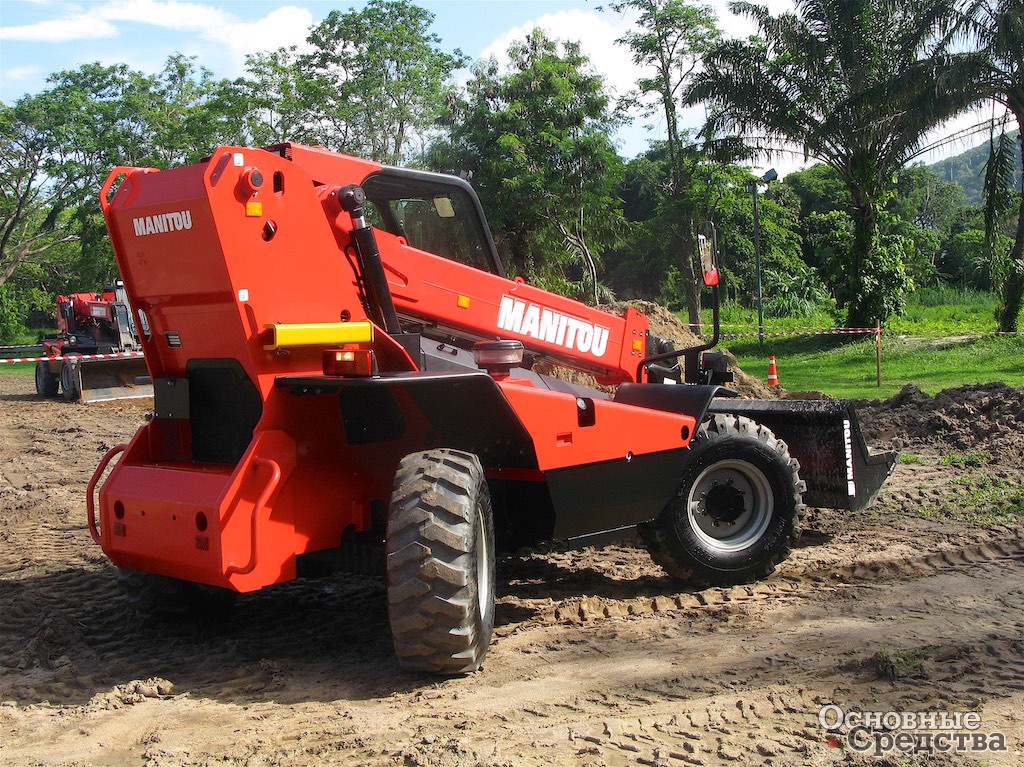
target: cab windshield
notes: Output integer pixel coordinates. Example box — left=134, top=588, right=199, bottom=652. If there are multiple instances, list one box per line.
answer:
left=362, top=169, right=503, bottom=276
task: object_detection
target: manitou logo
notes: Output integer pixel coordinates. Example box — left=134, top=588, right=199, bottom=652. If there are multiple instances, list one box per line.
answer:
left=843, top=419, right=856, bottom=496
left=132, top=210, right=193, bottom=237
left=497, top=296, right=610, bottom=357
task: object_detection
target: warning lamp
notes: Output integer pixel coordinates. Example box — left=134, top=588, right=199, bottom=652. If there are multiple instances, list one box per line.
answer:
left=472, top=339, right=524, bottom=379
left=240, top=167, right=265, bottom=194
left=323, top=347, right=375, bottom=377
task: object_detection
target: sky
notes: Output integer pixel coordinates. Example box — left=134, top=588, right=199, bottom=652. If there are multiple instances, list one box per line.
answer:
left=0, top=0, right=999, bottom=175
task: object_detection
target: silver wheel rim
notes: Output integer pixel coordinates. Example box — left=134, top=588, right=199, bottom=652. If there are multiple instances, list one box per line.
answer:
left=474, top=503, right=491, bottom=616
left=686, top=458, right=773, bottom=552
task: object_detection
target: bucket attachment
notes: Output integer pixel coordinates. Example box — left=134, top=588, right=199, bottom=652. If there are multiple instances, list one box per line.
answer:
left=708, top=399, right=897, bottom=511
left=78, top=358, right=153, bottom=403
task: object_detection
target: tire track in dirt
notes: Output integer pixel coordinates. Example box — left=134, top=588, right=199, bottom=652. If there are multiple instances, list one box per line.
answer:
left=2, top=376, right=1023, bottom=766
left=494, top=530, right=1024, bottom=632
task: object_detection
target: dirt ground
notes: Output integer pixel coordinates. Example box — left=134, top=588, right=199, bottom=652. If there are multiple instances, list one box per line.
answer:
left=0, top=374, right=1022, bottom=767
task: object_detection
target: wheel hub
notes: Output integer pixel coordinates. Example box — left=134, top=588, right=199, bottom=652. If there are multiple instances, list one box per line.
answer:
left=704, top=483, right=746, bottom=524
left=686, top=459, right=774, bottom=552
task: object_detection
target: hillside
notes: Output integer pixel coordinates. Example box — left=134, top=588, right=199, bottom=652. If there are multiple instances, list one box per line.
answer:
left=929, top=129, right=1022, bottom=203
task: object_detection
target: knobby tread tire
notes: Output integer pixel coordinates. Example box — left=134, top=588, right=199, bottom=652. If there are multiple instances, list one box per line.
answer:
left=35, top=362, right=58, bottom=398
left=640, top=413, right=806, bottom=588
left=116, top=568, right=236, bottom=624
left=60, top=360, right=80, bottom=402
left=386, top=448, right=495, bottom=675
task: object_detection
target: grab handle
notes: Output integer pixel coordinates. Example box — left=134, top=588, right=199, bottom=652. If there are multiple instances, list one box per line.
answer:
left=87, top=444, right=127, bottom=545
left=226, top=457, right=282, bottom=576
left=98, top=166, right=158, bottom=214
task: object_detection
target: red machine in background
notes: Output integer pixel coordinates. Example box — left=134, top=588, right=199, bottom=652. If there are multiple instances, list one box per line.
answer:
left=91, top=143, right=896, bottom=674
left=36, top=282, right=151, bottom=402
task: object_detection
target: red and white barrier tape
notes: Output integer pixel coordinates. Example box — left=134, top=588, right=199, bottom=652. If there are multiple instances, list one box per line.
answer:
left=710, top=323, right=879, bottom=333
left=721, top=328, right=877, bottom=338
left=691, top=322, right=1022, bottom=336
left=0, top=351, right=144, bottom=364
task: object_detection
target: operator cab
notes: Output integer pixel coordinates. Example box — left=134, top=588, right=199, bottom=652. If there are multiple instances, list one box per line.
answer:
left=362, top=168, right=505, bottom=277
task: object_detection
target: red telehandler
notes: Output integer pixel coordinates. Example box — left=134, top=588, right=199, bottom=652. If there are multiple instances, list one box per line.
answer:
left=36, top=282, right=151, bottom=402
left=91, top=143, right=896, bottom=673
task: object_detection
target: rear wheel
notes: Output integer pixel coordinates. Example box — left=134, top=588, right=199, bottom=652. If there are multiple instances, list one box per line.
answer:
left=640, top=413, right=805, bottom=587
left=35, top=362, right=58, bottom=398
left=386, top=448, right=495, bottom=674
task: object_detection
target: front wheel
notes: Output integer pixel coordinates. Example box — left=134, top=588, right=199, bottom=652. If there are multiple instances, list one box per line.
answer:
left=640, top=413, right=805, bottom=587
left=60, top=359, right=81, bottom=402
left=386, top=448, right=495, bottom=674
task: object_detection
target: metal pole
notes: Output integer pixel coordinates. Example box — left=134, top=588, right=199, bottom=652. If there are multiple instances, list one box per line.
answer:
left=875, top=319, right=882, bottom=387
left=751, top=183, right=764, bottom=349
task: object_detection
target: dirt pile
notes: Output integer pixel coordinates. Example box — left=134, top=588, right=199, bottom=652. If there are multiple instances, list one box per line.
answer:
left=855, top=382, right=1024, bottom=455
left=536, top=299, right=775, bottom=398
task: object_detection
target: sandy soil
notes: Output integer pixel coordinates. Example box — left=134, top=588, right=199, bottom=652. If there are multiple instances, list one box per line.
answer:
left=0, top=374, right=1022, bottom=767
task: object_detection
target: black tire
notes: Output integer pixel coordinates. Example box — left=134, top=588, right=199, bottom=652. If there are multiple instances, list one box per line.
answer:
left=386, top=448, right=496, bottom=674
left=60, top=359, right=81, bottom=402
left=640, top=413, right=806, bottom=588
left=35, top=362, right=58, bottom=398
left=116, top=568, right=236, bottom=623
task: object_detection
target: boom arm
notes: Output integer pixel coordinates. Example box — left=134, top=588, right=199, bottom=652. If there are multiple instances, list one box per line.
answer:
left=281, top=144, right=652, bottom=384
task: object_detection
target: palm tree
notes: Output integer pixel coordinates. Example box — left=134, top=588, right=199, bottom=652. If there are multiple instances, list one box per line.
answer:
left=687, top=0, right=981, bottom=326
left=962, top=0, right=1024, bottom=331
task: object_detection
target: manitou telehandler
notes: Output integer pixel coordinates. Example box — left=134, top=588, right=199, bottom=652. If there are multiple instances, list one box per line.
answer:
left=90, top=143, right=896, bottom=673
left=36, top=282, right=151, bottom=402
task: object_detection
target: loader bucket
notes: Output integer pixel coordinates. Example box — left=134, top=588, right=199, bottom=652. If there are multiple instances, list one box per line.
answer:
left=78, top=358, right=153, bottom=403
left=708, top=399, right=897, bottom=511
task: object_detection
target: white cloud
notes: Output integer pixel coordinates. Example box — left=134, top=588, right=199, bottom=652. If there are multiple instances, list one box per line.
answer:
left=1, top=65, right=43, bottom=82
left=481, top=9, right=640, bottom=102
left=96, top=0, right=231, bottom=31
left=0, top=15, right=116, bottom=42
left=219, top=6, right=314, bottom=75
left=1, top=0, right=314, bottom=82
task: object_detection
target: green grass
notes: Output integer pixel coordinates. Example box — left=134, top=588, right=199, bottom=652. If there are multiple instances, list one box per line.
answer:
left=0, top=363, right=34, bottom=379
left=920, top=472, right=1024, bottom=526
left=722, top=333, right=1024, bottom=399
left=699, top=290, right=1024, bottom=399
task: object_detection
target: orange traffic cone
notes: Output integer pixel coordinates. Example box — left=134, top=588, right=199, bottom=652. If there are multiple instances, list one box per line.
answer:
left=767, top=356, right=780, bottom=386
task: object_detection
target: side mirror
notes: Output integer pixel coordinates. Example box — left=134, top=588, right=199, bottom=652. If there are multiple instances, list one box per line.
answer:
left=698, top=222, right=719, bottom=287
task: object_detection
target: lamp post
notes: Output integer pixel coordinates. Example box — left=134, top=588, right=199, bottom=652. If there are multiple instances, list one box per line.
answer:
left=747, top=168, right=777, bottom=348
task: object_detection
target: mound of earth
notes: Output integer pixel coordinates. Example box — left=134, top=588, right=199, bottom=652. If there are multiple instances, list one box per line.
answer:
left=534, top=299, right=775, bottom=399
left=855, top=381, right=1024, bottom=455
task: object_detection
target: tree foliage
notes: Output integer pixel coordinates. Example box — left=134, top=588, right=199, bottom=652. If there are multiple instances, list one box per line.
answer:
left=687, top=0, right=983, bottom=325
left=1, top=0, right=1020, bottom=340
left=300, top=0, right=466, bottom=164
left=440, top=29, right=624, bottom=302
left=960, top=0, right=1024, bottom=330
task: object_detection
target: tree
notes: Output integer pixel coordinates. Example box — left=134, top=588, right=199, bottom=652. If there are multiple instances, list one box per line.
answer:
left=610, top=0, right=729, bottom=325
left=301, top=0, right=465, bottom=164
left=243, top=46, right=319, bottom=147
left=1, top=59, right=249, bottom=304
left=0, top=96, right=79, bottom=292
left=442, top=29, right=624, bottom=302
left=960, top=1, right=1024, bottom=330
left=687, top=0, right=981, bottom=326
